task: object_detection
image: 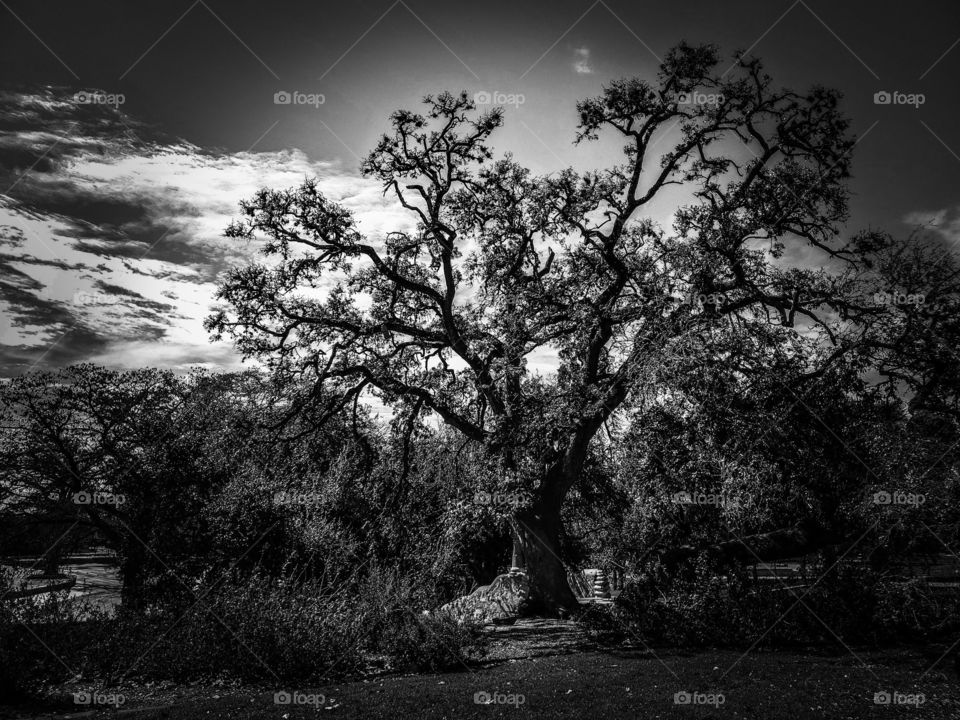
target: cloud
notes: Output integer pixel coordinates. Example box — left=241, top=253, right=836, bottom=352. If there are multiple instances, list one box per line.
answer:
left=903, top=206, right=960, bottom=249
left=0, top=87, right=408, bottom=377
left=83, top=338, right=249, bottom=376
left=573, top=47, right=593, bottom=75
left=0, top=327, right=111, bottom=377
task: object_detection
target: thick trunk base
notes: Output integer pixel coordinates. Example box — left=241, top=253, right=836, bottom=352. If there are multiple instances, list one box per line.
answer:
left=510, top=507, right=579, bottom=617
left=435, top=507, right=580, bottom=623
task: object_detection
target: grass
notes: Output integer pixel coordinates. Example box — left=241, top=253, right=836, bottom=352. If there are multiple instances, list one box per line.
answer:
left=7, top=646, right=960, bottom=719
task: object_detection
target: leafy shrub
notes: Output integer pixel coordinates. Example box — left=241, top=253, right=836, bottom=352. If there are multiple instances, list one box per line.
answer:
left=87, top=574, right=363, bottom=682
left=353, top=567, right=485, bottom=672
left=874, top=577, right=960, bottom=637
left=2, top=567, right=486, bottom=696
left=0, top=588, right=102, bottom=703
left=583, top=556, right=960, bottom=648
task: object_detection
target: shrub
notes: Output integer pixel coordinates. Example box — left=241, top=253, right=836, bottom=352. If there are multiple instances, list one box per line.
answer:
left=353, top=568, right=486, bottom=672
left=87, top=575, right=364, bottom=682
left=874, top=577, right=960, bottom=637
left=582, top=556, right=960, bottom=648
left=0, top=586, right=101, bottom=703
left=2, top=567, right=487, bottom=694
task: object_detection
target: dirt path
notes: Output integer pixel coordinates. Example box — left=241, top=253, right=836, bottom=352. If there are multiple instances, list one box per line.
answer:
left=483, top=618, right=596, bottom=662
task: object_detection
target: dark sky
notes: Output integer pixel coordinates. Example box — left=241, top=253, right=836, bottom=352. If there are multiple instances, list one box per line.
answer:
left=1, top=0, right=958, bottom=375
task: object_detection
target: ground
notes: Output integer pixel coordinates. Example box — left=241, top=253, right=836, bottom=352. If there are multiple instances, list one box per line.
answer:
left=5, top=620, right=959, bottom=719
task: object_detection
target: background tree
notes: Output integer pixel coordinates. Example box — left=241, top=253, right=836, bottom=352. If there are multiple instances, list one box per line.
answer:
left=0, top=366, right=254, bottom=603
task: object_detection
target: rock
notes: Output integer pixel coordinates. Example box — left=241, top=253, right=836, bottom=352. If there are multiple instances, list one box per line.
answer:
left=438, top=571, right=531, bottom=624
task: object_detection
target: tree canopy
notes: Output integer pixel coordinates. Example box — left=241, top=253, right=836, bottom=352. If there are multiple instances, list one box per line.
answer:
left=207, top=42, right=959, bottom=611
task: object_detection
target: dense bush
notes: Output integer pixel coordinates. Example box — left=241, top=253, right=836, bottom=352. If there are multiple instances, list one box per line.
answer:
left=5, top=358, right=960, bottom=703
left=0, top=568, right=486, bottom=702
left=91, top=569, right=484, bottom=682
left=582, top=555, right=960, bottom=648
left=874, top=577, right=960, bottom=637
left=0, top=589, right=107, bottom=703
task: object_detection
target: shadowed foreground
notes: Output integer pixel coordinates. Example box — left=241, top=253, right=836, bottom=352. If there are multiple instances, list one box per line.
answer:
left=10, top=646, right=960, bottom=720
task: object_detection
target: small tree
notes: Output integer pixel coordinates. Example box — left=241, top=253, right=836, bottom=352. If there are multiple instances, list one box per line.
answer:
left=209, top=43, right=864, bottom=614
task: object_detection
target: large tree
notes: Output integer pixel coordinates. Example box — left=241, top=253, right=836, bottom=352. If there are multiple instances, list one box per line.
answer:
left=208, top=43, right=869, bottom=614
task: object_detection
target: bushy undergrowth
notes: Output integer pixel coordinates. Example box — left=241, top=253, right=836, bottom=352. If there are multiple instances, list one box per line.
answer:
left=0, top=568, right=485, bottom=703
left=0, top=585, right=108, bottom=702
left=582, top=556, right=960, bottom=648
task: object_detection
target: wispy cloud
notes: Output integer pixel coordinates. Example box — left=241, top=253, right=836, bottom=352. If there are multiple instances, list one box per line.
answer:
left=0, top=88, right=407, bottom=377
left=904, top=206, right=960, bottom=248
left=573, top=46, right=593, bottom=75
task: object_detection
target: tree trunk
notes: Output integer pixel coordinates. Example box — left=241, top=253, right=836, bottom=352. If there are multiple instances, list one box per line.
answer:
left=511, top=498, right=580, bottom=617
left=119, top=539, right=148, bottom=609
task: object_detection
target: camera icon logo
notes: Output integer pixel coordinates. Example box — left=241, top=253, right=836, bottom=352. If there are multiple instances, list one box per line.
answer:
left=73, top=491, right=92, bottom=505
left=676, top=92, right=691, bottom=104
left=473, top=691, right=492, bottom=704
left=874, top=691, right=891, bottom=705
left=873, top=91, right=892, bottom=105
left=274, top=691, right=292, bottom=705
left=74, top=91, right=91, bottom=104
left=473, top=91, right=492, bottom=105
left=674, top=691, right=692, bottom=704
left=873, top=491, right=892, bottom=505
left=274, top=91, right=292, bottom=105
left=73, top=691, right=92, bottom=705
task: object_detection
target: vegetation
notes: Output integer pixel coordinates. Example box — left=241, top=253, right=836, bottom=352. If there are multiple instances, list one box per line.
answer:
left=3, top=42, right=960, bottom=709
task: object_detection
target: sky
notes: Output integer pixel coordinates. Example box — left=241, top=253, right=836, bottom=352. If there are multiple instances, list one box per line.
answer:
left=0, top=0, right=958, bottom=378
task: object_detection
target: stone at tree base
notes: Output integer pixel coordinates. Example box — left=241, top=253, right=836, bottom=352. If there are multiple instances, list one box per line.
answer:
left=566, top=568, right=592, bottom=598
left=438, top=571, right=531, bottom=624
